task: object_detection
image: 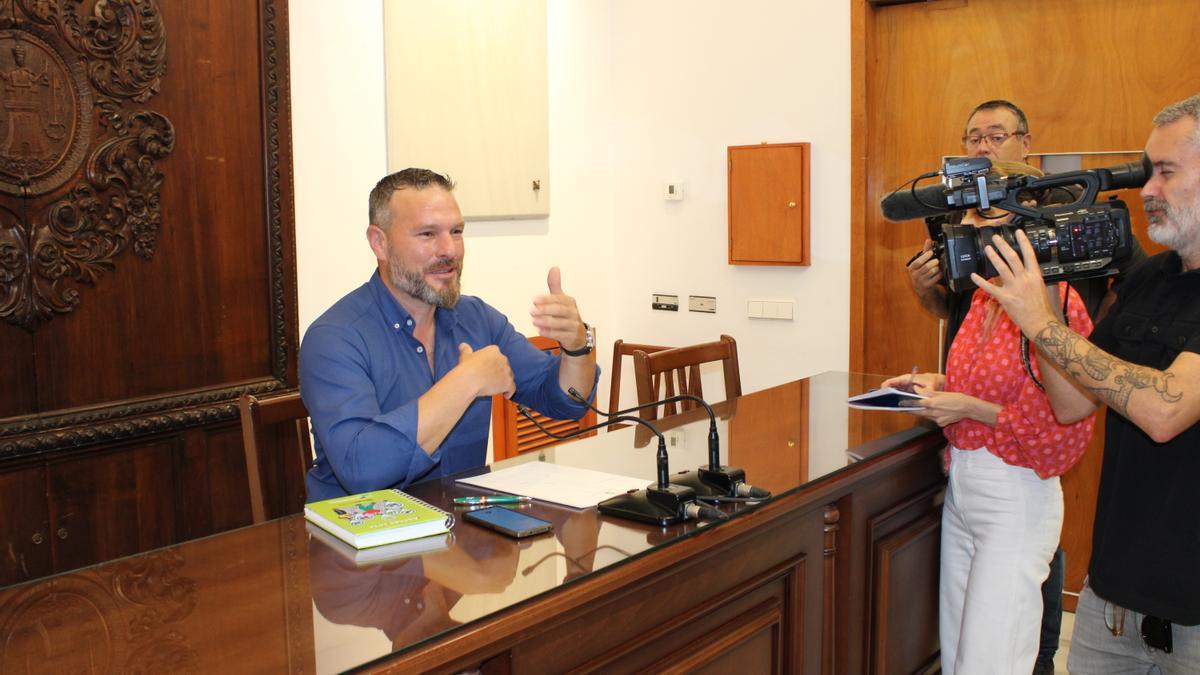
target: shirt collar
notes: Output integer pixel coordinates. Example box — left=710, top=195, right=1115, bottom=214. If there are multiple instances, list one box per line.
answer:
left=368, top=270, right=460, bottom=333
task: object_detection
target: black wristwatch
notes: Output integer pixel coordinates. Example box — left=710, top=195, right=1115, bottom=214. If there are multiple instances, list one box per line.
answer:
left=560, top=323, right=594, bottom=357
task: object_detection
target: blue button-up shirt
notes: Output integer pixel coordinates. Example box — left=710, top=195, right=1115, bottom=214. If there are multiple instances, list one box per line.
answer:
left=300, top=272, right=598, bottom=501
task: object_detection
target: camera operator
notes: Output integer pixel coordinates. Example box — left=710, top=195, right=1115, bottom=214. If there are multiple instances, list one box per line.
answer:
left=904, top=100, right=1134, bottom=674
left=976, top=94, right=1200, bottom=672
left=886, top=160, right=1099, bottom=674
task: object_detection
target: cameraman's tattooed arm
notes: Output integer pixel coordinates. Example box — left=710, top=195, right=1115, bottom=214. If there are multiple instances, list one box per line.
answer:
left=1033, top=319, right=1198, bottom=442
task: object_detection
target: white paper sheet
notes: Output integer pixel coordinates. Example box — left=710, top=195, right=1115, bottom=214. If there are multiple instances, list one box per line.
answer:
left=456, top=461, right=650, bottom=509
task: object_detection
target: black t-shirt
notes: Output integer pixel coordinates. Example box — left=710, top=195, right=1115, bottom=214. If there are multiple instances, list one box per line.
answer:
left=1088, top=251, right=1200, bottom=624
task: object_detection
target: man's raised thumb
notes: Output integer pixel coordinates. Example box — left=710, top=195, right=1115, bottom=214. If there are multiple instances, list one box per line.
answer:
left=547, top=266, right=563, bottom=295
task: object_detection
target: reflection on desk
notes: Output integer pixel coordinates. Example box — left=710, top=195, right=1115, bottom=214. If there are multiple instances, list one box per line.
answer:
left=0, top=371, right=945, bottom=673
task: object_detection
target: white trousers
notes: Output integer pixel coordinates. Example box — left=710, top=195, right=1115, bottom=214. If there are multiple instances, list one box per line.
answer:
left=940, top=446, right=1063, bottom=675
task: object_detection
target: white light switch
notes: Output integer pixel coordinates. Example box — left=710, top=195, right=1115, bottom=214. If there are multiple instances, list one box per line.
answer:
left=748, top=299, right=794, bottom=321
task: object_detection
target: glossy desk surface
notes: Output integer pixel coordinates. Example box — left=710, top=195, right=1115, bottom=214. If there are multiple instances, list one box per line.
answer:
left=0, top=372, right=932, bottom=673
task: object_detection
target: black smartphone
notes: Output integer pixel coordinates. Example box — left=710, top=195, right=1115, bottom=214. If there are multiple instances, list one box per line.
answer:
left=463, top=506, right=553, bottom=538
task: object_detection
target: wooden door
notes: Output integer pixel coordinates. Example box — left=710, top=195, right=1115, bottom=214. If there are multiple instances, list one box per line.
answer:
left=852, top=0, right=1200, bottom=608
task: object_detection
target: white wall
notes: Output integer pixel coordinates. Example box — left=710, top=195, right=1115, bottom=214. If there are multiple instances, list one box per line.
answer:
left=291, top=1, right=388, bottom=334
left=290, top=0, right=851, bottom=409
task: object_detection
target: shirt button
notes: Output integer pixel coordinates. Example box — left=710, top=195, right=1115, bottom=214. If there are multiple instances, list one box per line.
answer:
left=1150, top=325, right=1159, bottom=334
left=393, top=323, right=400, bottom=330
left=406, top=319, right=413, bottom=326
left=417, top=346, right=424, bottom=353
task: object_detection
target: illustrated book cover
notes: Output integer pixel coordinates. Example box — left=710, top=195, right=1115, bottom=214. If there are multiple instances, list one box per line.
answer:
left=304, top=489, right=455, bottom=549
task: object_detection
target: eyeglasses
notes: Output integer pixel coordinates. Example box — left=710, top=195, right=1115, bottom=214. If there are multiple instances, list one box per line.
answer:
left=961, top=131, right=1026, bottom=149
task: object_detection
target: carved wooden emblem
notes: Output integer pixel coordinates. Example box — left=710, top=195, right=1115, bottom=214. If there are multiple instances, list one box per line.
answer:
left=0, top=0, right=173, bottom=329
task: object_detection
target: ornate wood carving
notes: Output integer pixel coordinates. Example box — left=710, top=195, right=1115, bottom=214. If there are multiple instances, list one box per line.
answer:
left=0, top=0, right=174, bottom=329
left=0, top=0, right=295, bottom=456
left=0, top=548, right=198, bottom=671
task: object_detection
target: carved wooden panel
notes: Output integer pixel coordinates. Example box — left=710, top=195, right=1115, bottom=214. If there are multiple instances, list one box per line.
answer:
left=0, top=0, right=174, bottom=330
left=0, top=516, right=314, bottom=672
left=0, top=0, right=296, bottom=452
left=865, top=487, right=942, bottom=675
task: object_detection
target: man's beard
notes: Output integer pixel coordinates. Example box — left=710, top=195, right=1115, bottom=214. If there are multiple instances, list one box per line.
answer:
left=1145, top=195, right=1200, bottom=259
left=388, top=255, right=462, bottom=309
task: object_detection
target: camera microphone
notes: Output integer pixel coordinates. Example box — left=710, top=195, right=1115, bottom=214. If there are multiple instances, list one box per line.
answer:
left=880, top=183, right=956, bottom=221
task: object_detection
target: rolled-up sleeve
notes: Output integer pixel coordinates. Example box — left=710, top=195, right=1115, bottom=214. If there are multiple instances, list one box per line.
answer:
left=300, top=324, right=438, bottom=498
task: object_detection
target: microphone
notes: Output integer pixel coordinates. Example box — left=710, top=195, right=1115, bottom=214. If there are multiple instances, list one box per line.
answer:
left=567, top=387, right=771, bottom=501
left=517, top=406, right=724, bottom=525
left=880, top=183, right=956, bottom=221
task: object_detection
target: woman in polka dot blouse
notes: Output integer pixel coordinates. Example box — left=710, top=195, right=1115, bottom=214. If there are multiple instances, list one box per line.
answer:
left=883, top=161, right=1099, bottom=674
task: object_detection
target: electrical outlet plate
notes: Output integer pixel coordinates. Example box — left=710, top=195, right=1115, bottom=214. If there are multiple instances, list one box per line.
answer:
left=652, top=294, right=679, bottom=311
left=688, top=295, right=716, bottom=313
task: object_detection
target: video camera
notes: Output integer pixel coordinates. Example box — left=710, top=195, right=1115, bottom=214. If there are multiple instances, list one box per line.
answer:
left=883, top=154, right=1151, bottom=293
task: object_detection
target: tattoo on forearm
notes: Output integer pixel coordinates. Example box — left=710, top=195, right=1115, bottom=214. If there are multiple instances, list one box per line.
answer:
left=1033, top=321, right=1183, bottom=415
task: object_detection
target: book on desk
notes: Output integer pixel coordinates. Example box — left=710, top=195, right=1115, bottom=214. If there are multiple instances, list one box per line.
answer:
left=304, top=488, right=455, bottom=549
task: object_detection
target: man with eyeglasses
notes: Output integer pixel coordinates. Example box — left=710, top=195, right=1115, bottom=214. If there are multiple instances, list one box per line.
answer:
left=905, top=99, right=1145, bottom=674
left=975, top=92, right=1200, bottom=674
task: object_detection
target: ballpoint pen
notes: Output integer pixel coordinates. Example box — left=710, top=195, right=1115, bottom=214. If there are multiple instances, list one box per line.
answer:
left=453, top=495, right=532, bottom=505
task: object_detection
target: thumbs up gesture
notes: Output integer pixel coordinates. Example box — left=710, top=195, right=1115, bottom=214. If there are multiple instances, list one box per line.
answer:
left=531, top=266, right=588, bottom=353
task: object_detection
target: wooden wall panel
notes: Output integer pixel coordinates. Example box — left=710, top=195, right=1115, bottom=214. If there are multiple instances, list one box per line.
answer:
left=0, top=0, right=297, bottom=583
left=0, top=0, right=295, bottom=450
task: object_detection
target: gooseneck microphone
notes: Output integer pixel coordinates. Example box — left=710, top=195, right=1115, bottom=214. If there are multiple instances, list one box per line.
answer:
left=567, top=388, right=771, bottom=501
left=516, top=406, right=725, bottom=525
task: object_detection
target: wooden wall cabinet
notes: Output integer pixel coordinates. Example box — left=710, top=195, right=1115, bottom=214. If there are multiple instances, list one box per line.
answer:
left=728, top=143, right=811, bottom=266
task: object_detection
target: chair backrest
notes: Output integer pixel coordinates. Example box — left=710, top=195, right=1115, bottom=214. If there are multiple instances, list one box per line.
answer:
left=491, top=335, right=599, bottom=458
left=608, top=339, right=671, bottom=431
left=239, top=391, right=312, bottom=524
left=632, top=335, right=742, bottom=421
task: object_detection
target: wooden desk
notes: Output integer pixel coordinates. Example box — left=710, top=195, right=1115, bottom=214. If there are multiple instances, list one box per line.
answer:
left=0, top=372, right=946, bottom=673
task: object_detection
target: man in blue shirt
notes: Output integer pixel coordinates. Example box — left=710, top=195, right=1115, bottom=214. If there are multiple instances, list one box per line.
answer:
left=300, top=168, right=599, bottom=501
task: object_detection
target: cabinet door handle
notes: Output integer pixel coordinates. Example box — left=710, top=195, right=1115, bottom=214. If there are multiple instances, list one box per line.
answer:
left=57, top=528, right=69, bottom=540
left=788, top=201, right=797, bottom=208
left=31, top=532, right=44, bottom=545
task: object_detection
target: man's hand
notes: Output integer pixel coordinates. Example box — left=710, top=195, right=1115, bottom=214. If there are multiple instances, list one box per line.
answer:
left=971, top=230, right=1057, bottom=335
left=457, top=343, right=515, bottom=398
left=531, top=266, right=587, bottom=352
left=908, top=239, right=949, bottom=318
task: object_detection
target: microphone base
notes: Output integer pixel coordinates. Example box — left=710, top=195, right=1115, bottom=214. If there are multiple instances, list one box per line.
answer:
left=598, top=483, right=696, bottom=526
left=673, top=465, right=747, bottom=498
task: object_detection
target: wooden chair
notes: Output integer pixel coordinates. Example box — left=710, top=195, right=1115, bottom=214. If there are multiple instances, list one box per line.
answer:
left=239, top=391, right=312, bottom=524
left=607, top=339, right=671, bottom=431
left=632, top=335, right=742, bottom=421
left=491, top=335, right=599, bottom=459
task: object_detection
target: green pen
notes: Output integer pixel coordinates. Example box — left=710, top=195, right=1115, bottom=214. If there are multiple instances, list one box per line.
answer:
left=453, top=495, right=532, bottom=506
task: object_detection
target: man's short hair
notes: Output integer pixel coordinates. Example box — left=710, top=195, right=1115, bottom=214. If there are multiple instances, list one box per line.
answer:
left=966, top=100, right=1030, bottom=135
left=1153, top=94, right=1200, bottom=144
left=369, top=168, right=456, bottom=227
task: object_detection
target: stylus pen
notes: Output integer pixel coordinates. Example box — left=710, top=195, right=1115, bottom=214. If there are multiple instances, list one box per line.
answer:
left=453, top=496, right=532, bottom=505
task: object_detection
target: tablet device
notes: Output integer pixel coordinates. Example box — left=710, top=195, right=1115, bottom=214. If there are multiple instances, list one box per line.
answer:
left=463, top=506, right=553, bottom=538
